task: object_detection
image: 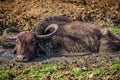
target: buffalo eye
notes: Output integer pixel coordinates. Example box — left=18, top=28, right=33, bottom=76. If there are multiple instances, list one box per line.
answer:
left=29, top=39, right=36, bottom=45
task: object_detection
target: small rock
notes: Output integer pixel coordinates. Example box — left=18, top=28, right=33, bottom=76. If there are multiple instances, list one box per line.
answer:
left=82, top=66, right=87, bottom=71
left=88, top=74, right=94, bottom=79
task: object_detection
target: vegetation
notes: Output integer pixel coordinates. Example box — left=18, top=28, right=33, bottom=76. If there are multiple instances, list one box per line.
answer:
left=109, top=27, right=120, bottom=35
left=0, top=59, right=120, bottom=80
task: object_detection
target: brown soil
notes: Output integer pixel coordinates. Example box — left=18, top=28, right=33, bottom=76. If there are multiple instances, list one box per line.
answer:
left=0, top=0, right=120, bottom=32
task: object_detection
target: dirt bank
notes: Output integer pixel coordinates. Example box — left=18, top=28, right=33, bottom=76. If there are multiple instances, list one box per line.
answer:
left=0, top=0, right=120, bottom=32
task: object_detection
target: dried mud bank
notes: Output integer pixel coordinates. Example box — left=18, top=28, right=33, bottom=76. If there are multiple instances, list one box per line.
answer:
left=0, top=0, right=120, bottom=32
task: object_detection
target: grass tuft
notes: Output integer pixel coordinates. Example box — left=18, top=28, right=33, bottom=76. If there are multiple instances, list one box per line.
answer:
left=109, top=27, right=120, bottom=34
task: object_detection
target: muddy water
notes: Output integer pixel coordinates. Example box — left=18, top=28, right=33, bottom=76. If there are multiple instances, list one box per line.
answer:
left=34, top=52, right=120, bottom=65
left=0, top=47, right=120, bottom=68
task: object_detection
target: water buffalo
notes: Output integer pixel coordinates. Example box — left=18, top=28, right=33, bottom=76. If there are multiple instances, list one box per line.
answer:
left=3, top=16, right=120, bottom=62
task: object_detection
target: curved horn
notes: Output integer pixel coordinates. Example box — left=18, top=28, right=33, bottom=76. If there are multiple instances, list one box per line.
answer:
left=37, top=24, right=58, bottom=39
left=3, top=27, right=21, bottom=40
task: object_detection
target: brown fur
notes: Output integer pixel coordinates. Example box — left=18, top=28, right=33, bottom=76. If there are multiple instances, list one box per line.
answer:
left=15, top=31, right=46, bottom=61
left=35, top=17, right=120, bottom=53
left=42, top=21, right=102, bottom=53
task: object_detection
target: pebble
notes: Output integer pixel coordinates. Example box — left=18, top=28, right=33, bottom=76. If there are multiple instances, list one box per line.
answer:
left=82, top=67, right=88, bottom=71
left=88, top=74, right=94, bottom=79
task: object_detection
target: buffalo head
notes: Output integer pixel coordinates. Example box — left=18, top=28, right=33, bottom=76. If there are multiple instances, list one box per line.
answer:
left=3, top=24, right=58, bottom=62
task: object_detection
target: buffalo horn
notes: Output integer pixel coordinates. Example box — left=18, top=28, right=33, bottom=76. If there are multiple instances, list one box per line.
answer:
left=37, top=24, right=58, bottom=39
left=3, top=27, right=21, bottom=40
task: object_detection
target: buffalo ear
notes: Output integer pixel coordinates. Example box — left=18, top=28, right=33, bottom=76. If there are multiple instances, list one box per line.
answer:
left=101, top=28, right=110, bottom=36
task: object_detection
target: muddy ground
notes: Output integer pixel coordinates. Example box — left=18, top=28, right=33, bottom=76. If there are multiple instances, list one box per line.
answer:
left=0, top=49, right=120, bottom=69
left=0, top=50, right=120, bottom=67
left=0, top=0, right=120, bottom=80
left=0, top=50, right=120, bottom=79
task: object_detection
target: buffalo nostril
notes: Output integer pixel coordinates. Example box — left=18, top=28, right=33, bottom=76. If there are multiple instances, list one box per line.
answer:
left=22, top=56, right=26, bottom=60
left=16, top=57, right=18, bottom=61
